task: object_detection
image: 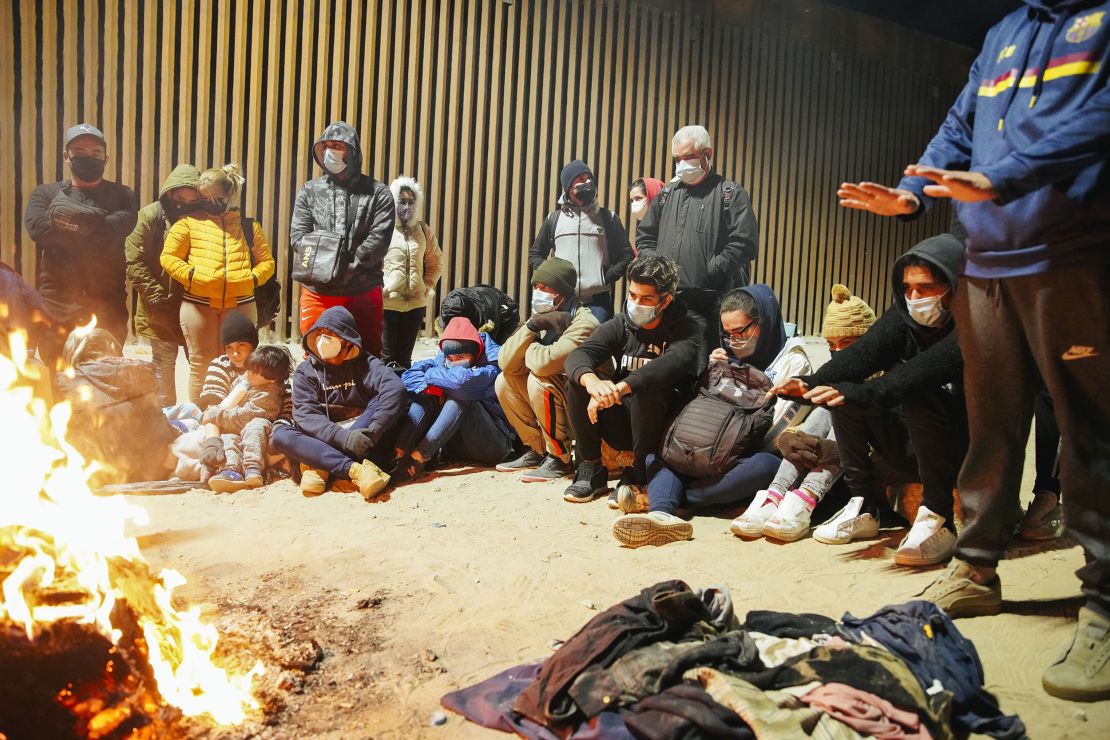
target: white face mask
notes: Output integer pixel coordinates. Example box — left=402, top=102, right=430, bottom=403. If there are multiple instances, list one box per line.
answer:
left=675, top=157, right=706, bottom=185
left=316, top=333, right=343, bottom=359
left=905, top=292, right=950, bottom=328
left=531, top=290, right=558, bottom=315
left=626, top=297, right=662, bottom=328
left=630, top=199, right=647, bottom=218
left=726, top=335, right=757, bottom=359
left=322, top=147, right=347, bottom=175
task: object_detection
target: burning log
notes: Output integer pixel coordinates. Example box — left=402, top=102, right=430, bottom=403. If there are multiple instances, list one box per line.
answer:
left=0, top=590, right=170, bottom=739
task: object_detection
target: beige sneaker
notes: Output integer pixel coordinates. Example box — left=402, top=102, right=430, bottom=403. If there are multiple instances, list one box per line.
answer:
left=350, top=460, right=391, bottom=501
left=894, top=505, right=956, bottom=566
left=916, top=559, right=1002, bottom=618
left=1043, top=607, right=1110, bottom=702
left=612, top=512, right=693, bottom=548
left=616, top=484, right=649, bottom=514
left=300, top=464, right=327, bottom=496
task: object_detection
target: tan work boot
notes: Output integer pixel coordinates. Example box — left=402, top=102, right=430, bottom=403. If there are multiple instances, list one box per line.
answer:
left=349, top=460, right=390, bottom=501
left=616, top=484, right=649, bottom=514
left=916, top=559, right=1002, bottom=618
left=1043, top=607, right=1110, bottom=702
left=299, top=464, right=327, bottom=496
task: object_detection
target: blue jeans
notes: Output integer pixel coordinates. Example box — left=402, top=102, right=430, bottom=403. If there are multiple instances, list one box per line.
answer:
left=645, top=452, right=781, bottom=515
left=584, top=291, right=614, bottom=323
left=270, top=397, right=396, bottom=478
left=397, top=395, right=514, bottom=465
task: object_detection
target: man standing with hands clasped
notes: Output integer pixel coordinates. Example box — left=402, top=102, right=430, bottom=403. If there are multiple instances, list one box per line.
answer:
left=837, top=0, right=1110, bottom=701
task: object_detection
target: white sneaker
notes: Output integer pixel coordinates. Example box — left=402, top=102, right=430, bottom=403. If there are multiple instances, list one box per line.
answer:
left=762, top=491, right=813, bottom=542
left=812, top=496, right=879, bottom=544
left=894, top=505, right=956, bottom=566
left=612, top=511, right=693, bottom=548
left=729, top=489, right=781, bottom=538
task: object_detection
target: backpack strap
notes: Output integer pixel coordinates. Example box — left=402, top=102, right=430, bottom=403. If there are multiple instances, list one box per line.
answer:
left=721, top=181, right=736, bottom=210
left=656, top=183, right=675, bottom=209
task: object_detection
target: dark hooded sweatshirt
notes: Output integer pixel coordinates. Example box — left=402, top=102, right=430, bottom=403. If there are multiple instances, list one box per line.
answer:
left=897, top=0, right=1110, bottom=277
left=124, top=164, right=201, bottom=341
left=799, top=234, right=966, bottom=409
left=565, top=299, right=703, bottom=397
left=290, top=122, right=396, bottom=296
left=721, top=284, right=787, bottom=372
left=401, top=316, right=515, bottom=441
left=291, top=306, right=407, bottom=448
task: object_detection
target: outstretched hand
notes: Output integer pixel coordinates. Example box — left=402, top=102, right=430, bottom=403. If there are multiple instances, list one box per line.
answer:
left=837, top=182, right=920, bottom=217
left=765, top=377, right=809, bottom=402
left=903, top=165, right=997, bottom=202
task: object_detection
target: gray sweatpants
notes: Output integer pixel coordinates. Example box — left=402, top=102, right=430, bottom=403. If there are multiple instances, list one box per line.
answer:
left=955, top=266, right=1110, bottom=617
left=769, top=407, right=841, bottom=500
left=220, top=417, right=272, bottom=474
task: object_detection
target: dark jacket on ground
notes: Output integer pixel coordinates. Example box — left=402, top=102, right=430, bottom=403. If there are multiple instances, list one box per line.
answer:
left=0, top=261, right=62, bottom=357
left=635, top=172, right=759, bottom=293
left=528, top=196, right=633, bottom=300
left=799, top=234, right=966, bottom=409
left=565, top=299, right=703, bottom=397
left=24, top=177, right=138, bottom=327
left=898, top=0, right=1110, bottom=278
left=402, top=316, right=514, bottom=440
left=291, top=306, right=406, bottom=448
left=290, top=121, right=396, bottom=295
left=124, top=164, right=200, bottom=342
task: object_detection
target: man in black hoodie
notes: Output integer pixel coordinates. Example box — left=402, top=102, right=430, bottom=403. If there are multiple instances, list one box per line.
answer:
left=772, top=234, right=968, bottom=568
left=270, top=306, right=406, bottom=500
left=563, top=256, right=702, bottom=504
left=290, top=122, right=396, bottom=357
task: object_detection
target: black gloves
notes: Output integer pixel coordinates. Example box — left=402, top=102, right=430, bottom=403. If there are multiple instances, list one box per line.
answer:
left=343, top=428, right=377, bottom=460
left=49, top=190, right=107, bottom=235
left=200, top=437, right=226, bottom=470
left=527, top=311, right=572, bottom=336
left=775, top=428, right=840, bottom=472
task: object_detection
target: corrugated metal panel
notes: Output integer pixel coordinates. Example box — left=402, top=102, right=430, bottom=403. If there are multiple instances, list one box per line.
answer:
left=3, top=0, right=963, bottom=338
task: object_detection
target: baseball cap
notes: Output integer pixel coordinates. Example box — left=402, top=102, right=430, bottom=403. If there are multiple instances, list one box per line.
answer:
left=64, top=123, right=106, bottom=148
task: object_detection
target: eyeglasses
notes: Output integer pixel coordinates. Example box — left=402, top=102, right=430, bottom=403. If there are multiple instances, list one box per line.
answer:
left=723, top=319, right=755, bottom=341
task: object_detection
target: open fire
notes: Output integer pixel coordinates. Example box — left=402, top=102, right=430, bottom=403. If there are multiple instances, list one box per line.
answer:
left=0, top=327, right=263, bottom=736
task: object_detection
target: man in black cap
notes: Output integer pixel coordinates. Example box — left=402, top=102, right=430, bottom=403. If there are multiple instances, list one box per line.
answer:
left=24, top=123, right=138, bottom=357
left=528, top=159, right=633, bottom=322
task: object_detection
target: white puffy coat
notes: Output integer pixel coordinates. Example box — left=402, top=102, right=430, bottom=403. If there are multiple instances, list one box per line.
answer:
left=383, top=176, right=443, bottom=313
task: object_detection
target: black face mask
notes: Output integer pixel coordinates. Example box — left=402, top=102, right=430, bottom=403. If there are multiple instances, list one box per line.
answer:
left=202, top=200, right=228, bottom=215
left=163, top=200, right=202, bottom=221
left=69, top=155, right=106, bottom=182
left=573, top=181, right=597, bottom=204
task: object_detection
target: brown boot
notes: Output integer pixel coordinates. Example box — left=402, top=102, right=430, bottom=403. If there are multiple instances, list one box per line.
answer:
left=299, top=464, right=327, bottom=496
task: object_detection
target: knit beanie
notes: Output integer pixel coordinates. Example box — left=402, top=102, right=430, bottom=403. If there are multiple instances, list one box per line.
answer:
left=440, top=338, right=479, bottom=356
left=560, top=160, right=593, bottom=193
left=220, top=311, right=259, bottom=349
left=531, top=256, right=577, bottom=299
left=822, top=284, right=876, bottom=339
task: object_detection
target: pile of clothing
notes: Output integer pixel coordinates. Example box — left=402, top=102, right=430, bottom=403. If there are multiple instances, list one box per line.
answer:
left=442, top=580, right=1025, bottom=739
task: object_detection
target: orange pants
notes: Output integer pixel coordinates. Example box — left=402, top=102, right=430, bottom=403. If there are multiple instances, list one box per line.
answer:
left=298, top=286, right=383, bottom=357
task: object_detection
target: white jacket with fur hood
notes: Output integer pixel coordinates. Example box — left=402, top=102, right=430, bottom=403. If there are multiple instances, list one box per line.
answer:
left=383, top=176, right=443, bottom=312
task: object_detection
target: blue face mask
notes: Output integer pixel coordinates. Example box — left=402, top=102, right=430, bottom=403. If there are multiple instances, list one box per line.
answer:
left=447, top=358, right=472, bottom=369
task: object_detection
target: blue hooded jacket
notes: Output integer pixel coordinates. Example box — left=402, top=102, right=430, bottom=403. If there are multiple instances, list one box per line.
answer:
left=898, top=0, right=1110, bottom=277
left=291, top=306, right=406, bottom=448
left=720, top=284, right=787, bottom=372
left=401, top=317, right=514, bottom=440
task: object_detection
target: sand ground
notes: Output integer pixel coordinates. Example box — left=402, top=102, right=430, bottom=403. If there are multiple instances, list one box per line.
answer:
left=118, top=339, right=1108, bottom=738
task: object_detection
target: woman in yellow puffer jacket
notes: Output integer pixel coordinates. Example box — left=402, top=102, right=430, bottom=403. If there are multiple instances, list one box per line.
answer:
left=161, top=164, right=275, bottom=402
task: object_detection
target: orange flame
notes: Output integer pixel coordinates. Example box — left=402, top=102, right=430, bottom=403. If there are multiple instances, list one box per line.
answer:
left=0, top=332, right=263, bottom=724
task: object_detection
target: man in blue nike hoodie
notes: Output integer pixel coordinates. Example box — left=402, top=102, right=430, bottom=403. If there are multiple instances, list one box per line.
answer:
left=837, top=0, right=1110, bottom=701
left=270, top=306, right=406, bottom=500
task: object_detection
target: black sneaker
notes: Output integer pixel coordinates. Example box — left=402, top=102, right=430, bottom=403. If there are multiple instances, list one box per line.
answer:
left=563, top=461, right=609, bottom=503
left=390, top=454, right=426, bottom=483
left=521, top=456, right=573, bottom=482
left=496, top=449, right=545, bottom=472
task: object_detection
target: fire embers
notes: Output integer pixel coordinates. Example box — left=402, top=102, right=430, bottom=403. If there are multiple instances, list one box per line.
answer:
left=0, top=330, right=263, bottom=736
